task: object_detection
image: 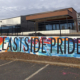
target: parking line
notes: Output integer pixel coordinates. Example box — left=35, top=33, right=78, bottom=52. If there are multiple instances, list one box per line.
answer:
left=0, top=61, right=14, bottom=67
left=25, top=64, right=49, bottom=80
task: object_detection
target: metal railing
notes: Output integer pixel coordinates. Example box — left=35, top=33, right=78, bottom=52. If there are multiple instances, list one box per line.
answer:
left=0, top=19, right=80, bottom=36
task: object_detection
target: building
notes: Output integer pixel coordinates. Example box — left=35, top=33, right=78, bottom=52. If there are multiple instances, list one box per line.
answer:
left=0, top=17, right=21, bottom=35
left=0, top=7, right=79, bottom=36
left=77, top=13, right=80, bottom=31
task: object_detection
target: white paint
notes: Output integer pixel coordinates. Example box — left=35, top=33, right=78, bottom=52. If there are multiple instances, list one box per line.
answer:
left=2, top=42, right=8, bottom=50
left=25, top=64, right=49, bottom=80
left=0, top=61, right=14, bottom=67
left=0, top=42, right=9, bottom=52
left=0, top=17, right=21, bottom=27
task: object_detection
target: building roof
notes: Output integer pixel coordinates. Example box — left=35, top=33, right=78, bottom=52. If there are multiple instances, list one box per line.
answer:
left=25, top=7, right=76, bottom=17
left=26, top=7, right=77, bottom=21
left=0, top=7, right=77, bottom=21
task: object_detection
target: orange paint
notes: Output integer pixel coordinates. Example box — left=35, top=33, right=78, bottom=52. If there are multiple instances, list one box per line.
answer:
left=31, top=37, right=38, bottom=39
left=5, top=47, right=9, bottom=52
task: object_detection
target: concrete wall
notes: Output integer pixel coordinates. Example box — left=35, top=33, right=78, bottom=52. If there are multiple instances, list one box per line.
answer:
left=0, top=36, right=80, bottom=58
left=0, top=17, right=21, bottom=27
left=19, top=29, right=77, bottom=35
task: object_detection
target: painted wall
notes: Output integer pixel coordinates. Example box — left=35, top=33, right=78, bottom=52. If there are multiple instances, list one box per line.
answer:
left=0, top=36, right=80, bottom=58
left=0, top=17, right=21, bottom=27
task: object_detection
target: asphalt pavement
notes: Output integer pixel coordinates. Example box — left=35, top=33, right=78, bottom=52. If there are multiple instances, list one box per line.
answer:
left=0, top=60, right=80, bottom=80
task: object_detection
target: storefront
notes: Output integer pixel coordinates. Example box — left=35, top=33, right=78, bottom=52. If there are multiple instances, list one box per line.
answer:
left=0, top=7, right=79, bottom=36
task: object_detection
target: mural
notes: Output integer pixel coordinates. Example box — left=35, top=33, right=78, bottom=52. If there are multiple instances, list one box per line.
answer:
left=0, top=36, right=80, bottom=58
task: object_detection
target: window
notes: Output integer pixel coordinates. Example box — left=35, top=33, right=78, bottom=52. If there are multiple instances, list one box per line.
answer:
left=48, top=25, right=52, bottom=30
left=65, top=23, right=68, bottom=29
left=2, top=26, right=9, bottom=33
left=56, top=24, right=59, bottom=30
left=46, top=25, right=52, bottom=30
left=1, top=25, right=21, bottom=34
left=72, top=23, right=75, bottom=30
left=68, top=23, right=72, bottom=29
left=60, top=24, right=65, bottom=29
left=38, top=21, right=75, bottom=31
left=46, top=25, right=49, bottom=30
left=0, top=27, right=2, bottom=35
left=53, top=24, right=55, bottom=30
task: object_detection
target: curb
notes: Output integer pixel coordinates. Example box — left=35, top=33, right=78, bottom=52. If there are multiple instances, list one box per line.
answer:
left=2, top=58, right=80, bottom=68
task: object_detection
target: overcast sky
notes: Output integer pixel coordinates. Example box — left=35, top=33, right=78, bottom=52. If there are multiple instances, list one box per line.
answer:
left=0, top=0, right=80, bottom=19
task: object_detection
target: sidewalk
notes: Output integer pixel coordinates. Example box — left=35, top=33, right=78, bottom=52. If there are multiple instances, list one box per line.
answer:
left=0, top=52, right=80, bottom=68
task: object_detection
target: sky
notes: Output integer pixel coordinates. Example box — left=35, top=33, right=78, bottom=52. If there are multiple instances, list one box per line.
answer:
left=0, top=0, right=80, bottom=19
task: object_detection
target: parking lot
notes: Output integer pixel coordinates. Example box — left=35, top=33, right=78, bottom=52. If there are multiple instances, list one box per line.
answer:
left=0, top=60, right=80, bottom=80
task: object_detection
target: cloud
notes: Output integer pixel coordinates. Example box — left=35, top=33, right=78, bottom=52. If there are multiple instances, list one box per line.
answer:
left=0, top=0, right=80, bottom=19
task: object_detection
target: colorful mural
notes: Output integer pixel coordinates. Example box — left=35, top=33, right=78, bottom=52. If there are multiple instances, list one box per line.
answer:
left=0, top=36, right=80, bottom=58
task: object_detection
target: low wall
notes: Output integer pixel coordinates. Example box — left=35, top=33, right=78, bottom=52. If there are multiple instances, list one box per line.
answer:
left=0, top=30, right=77, bottom=36
left=20, top=30, right=77, bottom=35
left=0, top=36, right=80, bottom=58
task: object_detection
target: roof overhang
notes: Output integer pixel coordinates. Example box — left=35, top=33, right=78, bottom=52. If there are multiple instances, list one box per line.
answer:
left=26, top=9, right=73, bottom=22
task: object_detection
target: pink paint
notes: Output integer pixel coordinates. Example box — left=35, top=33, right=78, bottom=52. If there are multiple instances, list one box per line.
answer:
left=63, top=72, right=67, bottom=75
left=62, top=71, right=79, bottom=77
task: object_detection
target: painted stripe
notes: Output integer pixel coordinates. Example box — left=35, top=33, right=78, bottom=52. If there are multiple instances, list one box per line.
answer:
left=0, top=61, right=14, bottom=67
left=25, top=64, right=49, bottom=80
